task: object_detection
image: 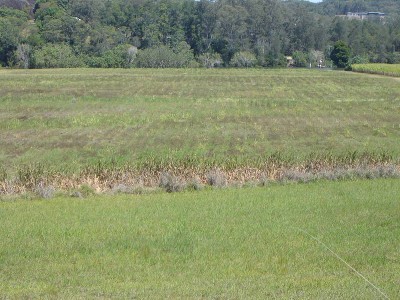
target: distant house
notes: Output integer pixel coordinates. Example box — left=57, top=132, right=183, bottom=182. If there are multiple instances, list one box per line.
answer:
left=337, top=12, right=386, bottom=21
left=365, top=12, right=386, bottom=21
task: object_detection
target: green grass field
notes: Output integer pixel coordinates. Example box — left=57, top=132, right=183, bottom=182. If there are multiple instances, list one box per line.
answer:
left=1, top=69, right=399, bottom=298
left=352, top=64, right=400, bottom=77
left=1, top=179, right=399, bottom=298
left=0, top=68, right=399, bottom=193
left=0, top=68, right=399, bottom=170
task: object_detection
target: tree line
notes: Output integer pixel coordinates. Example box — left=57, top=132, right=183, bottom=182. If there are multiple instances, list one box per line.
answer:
left=1, top=0, right=400, bottom=68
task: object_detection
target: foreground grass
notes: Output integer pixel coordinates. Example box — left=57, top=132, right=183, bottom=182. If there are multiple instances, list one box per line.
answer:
left=1, top=179, right=399, bottom=298
left=0, top=68, right=399, bottom=174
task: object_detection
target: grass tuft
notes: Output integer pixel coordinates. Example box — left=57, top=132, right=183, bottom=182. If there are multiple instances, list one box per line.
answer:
left=186, top=177, right=204, bottom=191
left=159, top=172, right=186, bottom=193
left=35, top=182, right=55, bottom=199
left=206, top=169, right=227, bottom=188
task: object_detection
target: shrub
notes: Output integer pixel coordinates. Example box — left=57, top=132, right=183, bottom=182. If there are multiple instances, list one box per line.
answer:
left=136, top=42, right=194, bottom=68
left=386, top=52, right=400, bottom=64
left=10, top=44, right=31, bottom=69
left=350, top=55, right=369, bottom=65
left=77, top=184, right=95, bottom=197
left=31, top=43, right=85, bottom=68
left=206, top=169, right=227, bottom=188
left=111, top=183, right=146, bottom=194
left=197, top=52, right=223, bottom=68
left=186, top=177, right=203, bottom=191
left=159, top=172, right=185, bottom=193
left=86, top=44, right=137, bottom=68
left=35, top=182, right=55, bottom=199
left=262, top=52, right=287, bottom=67
left=292, top=51, right=308, bottom=67
left=230, top=51, right=257, bottom=68
left=280, top=170, right=315, bottom=183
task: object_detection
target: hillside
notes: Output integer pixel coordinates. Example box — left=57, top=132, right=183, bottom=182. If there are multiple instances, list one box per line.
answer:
left=0, top=0, right=400, bottom=68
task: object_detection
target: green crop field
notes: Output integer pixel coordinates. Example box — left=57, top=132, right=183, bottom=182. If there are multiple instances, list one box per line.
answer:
left=352, top=64, right=400, bottom=77
left=0, top=68, right=399, bottom=194
left=1, top=179, right=399, bottom=298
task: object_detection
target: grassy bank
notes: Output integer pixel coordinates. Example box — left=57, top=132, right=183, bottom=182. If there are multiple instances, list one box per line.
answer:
left=352, top=63, right=400, bottom=77
left=1, top=179, right=399, bottom=298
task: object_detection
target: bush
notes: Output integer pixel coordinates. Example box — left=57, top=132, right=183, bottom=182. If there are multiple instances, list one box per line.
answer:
left=136, top=42, right=194, bottom=68
left=76, top=184, right=95, bottom=198
left=159, top=172, right=185, bottom=193
left=86, top=44, right=137, bottom=68
left=197, top=52, right=223, bottom=68
left=10, top=44, right=31, bottom=69
left=292, top=51, right=308, bottom=67
left=386, top=52, right=400, bottom=64
left=230, top=51, right=257, bottom=68
left=263, top=52, right=287, bottom=67
left=206, top=169, right=227, bottom=188
left=350, top=55, right=369, bottom=65
left=187, top=177, right=203, bottom=191
left=31, top=43, right=85, bottom=68
left=35, top=182, right=55, bottom=199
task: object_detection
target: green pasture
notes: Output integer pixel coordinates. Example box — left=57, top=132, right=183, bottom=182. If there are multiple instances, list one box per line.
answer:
left=352, top=64, right=400, bottom=77
left=0, top=179, right=399, bottom=298
left=0, top=68, right=399, bottom=173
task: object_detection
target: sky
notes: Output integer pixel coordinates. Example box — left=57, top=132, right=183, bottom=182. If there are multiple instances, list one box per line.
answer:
left=307, top=0, right=323, bottom=3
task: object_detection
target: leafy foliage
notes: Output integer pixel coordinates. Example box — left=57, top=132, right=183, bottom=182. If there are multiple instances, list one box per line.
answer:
left=330, top=40, right=351, bottom=68
left=31, top=43, right=84, bottom=68
left=136, top=42, right=194, bottom=68
left=230, top=51, right=257, bottom=68
left=0, top=0, right=400, bottom=68
left=197, top=52, right=222, bottom=68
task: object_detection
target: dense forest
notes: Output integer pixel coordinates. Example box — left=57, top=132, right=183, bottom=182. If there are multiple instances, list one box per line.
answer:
left=1, top=0, right=400, bottom=68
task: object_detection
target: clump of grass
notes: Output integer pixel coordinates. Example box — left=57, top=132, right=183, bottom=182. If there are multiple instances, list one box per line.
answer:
left=377, top=164, right=400, bottom=178
left=112, top=183, right=133, bottom=194
left=111, top=183, right=148, bottom=195
left=35, top=182, right=55, bottom=199
left=0, top=179, right=18, bottom=195
left=206, top=169, right=227, bottom=188
left=279, top=170, right=315, bottom=183
left=17, top=163, right=45, bottom=189
left=77, top=184, right=96, bottom=198
left=70, top=191, right=83, bottom=198
left=159, top=172, right=186, bottom=193
left=352, top=164, right=400, bottom=180
left=315, top=168, right=351, bottom=181
left=258, top=176, right=270, bottom=187
left=186, top=177, right=203, bottom=191
left=0, top=165, right=7, bottom=182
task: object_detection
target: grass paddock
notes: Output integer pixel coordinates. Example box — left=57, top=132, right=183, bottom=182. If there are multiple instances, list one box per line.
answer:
left=1, top=179, right=399, bottom=298
left=0, top=68, right=399, bottom=194
left=1, top=68, right=399, bottom=171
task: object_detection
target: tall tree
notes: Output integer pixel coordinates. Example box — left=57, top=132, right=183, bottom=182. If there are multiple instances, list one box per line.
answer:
left=330, top=40, right=351, bottom=68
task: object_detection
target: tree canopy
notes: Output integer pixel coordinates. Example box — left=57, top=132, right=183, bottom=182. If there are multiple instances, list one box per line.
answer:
left=330, top=40, right=351, bottom=68
left=0, top=0, right=400, bottom=68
